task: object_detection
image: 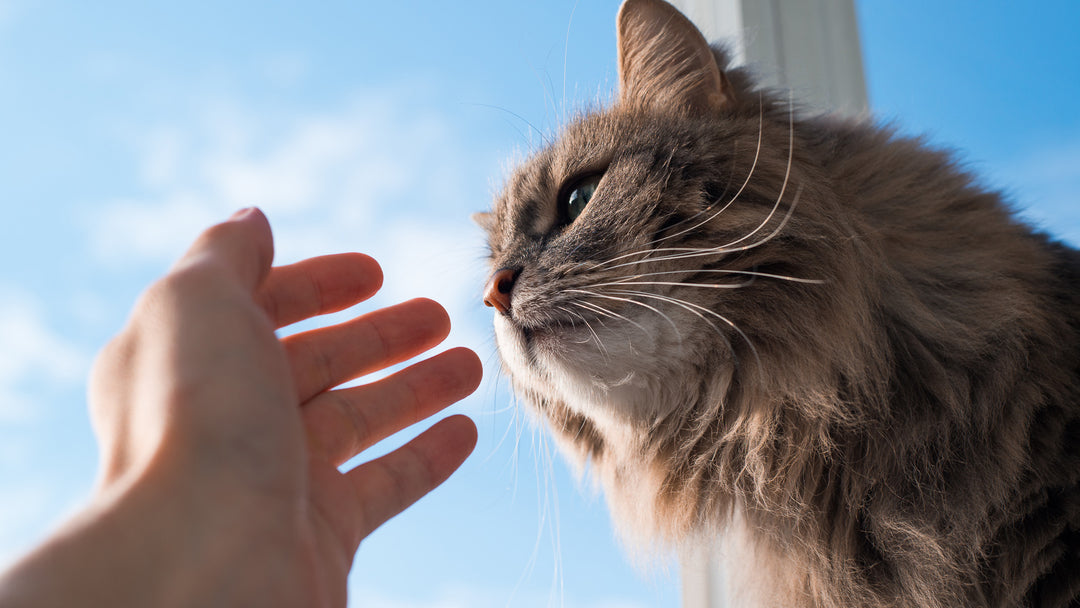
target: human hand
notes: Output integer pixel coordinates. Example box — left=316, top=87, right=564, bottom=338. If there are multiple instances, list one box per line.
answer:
left=0, top=208, right=481, bottom=607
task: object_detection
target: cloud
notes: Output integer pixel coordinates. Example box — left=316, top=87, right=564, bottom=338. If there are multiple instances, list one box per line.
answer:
left=91, top=192, right=221, bottom=263
left=0, top=290, right=90, bottom=421
left=91, top=91, right=480, bottom=267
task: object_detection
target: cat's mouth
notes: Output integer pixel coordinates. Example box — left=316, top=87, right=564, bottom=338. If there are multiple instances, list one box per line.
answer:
left=499, top=307, right=611, bottom=355
left=517, top=316, right=588, bottom=344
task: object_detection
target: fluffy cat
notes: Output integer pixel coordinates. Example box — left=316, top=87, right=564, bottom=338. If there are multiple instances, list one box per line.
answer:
left=476, top=0, right=1080, bottom=606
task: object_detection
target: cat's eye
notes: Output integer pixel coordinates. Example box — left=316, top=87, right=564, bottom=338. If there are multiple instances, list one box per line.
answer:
left=561, top=174, right=602, bottom=225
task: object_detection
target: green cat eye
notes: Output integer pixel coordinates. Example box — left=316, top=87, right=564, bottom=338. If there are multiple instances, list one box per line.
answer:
left=563, top=174, right=602, bottom=224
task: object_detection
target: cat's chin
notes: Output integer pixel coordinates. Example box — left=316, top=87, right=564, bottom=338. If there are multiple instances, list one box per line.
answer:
left=492, top=312, right=620, bottom=389
left=492, top=312, right=689, bottom=430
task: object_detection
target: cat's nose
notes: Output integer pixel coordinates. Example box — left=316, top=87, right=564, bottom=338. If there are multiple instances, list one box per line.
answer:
left=483, top=267, right=520, bottom=314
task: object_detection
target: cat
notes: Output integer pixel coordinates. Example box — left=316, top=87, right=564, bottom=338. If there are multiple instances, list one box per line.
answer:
left=475, top=0, right=1080, bottom=606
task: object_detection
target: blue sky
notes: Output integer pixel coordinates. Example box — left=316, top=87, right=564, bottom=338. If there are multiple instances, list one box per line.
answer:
left=0, top=1, right=1077, bottom=606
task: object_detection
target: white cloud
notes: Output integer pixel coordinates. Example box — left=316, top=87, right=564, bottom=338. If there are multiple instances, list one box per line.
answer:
left=0, top=290, right=90, bottom=421
left=91, top=91, right=478, bottom=268
left=92, top=192, right=221, bottom=263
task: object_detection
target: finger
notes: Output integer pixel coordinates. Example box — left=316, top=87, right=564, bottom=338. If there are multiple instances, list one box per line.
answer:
left=284, top=298, right=451, bottom=400
left=346, top=414, right=477, bottom=538
left=173, top=208, right=274, bottom=292
left=257, top=253, right=383, bottom=328
left=304, top=347, right=483, bottom=465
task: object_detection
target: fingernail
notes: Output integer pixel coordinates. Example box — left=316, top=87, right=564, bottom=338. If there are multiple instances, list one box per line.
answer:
left=230, top=207, right=256, bottom=220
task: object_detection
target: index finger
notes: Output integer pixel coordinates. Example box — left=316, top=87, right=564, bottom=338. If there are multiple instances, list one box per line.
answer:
left=173, top=207, right=274, bottom=291
left=257, top=253, right=383, bottom=328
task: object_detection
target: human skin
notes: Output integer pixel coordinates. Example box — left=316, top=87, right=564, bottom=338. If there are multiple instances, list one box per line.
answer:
left=0, top=208, right=483, bottom=607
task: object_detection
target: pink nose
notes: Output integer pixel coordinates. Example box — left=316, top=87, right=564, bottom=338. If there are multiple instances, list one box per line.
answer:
left=483, top=268, right=519, bottom=314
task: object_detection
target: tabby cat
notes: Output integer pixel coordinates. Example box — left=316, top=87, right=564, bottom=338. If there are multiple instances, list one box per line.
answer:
left=476, top=0, right=1080, bottom=605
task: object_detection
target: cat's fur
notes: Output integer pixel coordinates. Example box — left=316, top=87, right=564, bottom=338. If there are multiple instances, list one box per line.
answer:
left=477, top=1, right=1080, bottom=606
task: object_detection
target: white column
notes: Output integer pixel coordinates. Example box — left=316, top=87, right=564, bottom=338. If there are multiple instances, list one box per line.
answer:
left=671, top=0, right=868, bottom=118
left=678, top=543, right=727, bottom=608
left=667, top=2, right=868, bottom=606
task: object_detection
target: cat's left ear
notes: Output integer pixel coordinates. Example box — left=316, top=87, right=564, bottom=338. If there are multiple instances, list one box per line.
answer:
left=617, top=0, right=734, bottom=114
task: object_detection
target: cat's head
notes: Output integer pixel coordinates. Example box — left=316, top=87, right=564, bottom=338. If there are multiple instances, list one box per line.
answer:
left=477, top=0, right=877, bottom=536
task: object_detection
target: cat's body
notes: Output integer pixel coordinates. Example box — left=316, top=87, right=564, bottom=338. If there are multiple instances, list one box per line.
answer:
left=478, top=1, right=1080, bottom=606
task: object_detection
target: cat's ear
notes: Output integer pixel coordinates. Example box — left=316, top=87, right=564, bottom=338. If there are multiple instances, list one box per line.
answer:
left=616, top=0, right=733, bottom=114
left=472, top=211, right=496, bottom=232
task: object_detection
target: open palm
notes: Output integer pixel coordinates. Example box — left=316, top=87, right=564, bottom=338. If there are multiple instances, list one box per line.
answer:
left=86, top=208, right=481, bottom=607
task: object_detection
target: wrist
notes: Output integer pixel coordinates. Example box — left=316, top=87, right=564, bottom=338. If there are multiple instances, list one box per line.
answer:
left=0, top=479, right=182, bottom=606
left=0, top=463, right=301, bottom=607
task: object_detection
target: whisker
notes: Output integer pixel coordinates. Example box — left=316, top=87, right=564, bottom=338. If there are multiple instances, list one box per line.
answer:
left=509, top=391, right=523, bottom=490
left=601, top=183, right=804, bottom=271
left=608, top=288, right=722, bottom=337
left=649, top=93, right=766, bottom=245
left=566, top=302, right=609, bottom=356
left=559, top=305, right=587, bottom=326
left=541, top=428, right=565, bottom=608
left=558, top=305, right=599, bottom=346
left=598, top=268, right=825, bottom=286
left=572, top=294, right=650, bottom=336
left=572, top=299, right=620, bottom=322
left=592, top=280, right=751, bottom=290
left=589, top=245, right=705, bottom=269
left=554, top=305, right=579, bottom=328
left=509, top=420, right=547, bottom=603
left=479, top=355, right=521, bottom=469
left=566, top=287, right=676, bottom=338
left=561, top=0, right=580, bottom=125
left=608, top=288, right=762, bottom=371
left=715, top=94, right=795, bottom=251
left=463, top=102, right=551, bottom=148
left=571, top=298, right=652, bottom=351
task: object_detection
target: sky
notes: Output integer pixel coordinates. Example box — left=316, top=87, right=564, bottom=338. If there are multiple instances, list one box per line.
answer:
left=0, top=1, right=1077, bottom=607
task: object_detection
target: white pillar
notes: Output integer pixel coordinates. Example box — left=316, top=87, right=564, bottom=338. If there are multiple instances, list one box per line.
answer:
left=671, top=0, right=868, bottom=118
left=678, top=543, right=727, bottom=608
left=667, top=2, right=868, bottom=606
